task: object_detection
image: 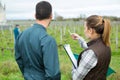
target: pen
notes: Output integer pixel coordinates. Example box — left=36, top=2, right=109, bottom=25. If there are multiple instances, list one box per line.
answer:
left=68, top=30, right=72, bottom=35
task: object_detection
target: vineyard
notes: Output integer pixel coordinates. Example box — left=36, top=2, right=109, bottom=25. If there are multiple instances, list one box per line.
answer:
left=0, top=20, right=120, bottom=80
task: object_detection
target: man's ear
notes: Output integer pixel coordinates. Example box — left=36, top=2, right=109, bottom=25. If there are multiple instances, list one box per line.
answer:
left=49, top=14, right=52, bottom=20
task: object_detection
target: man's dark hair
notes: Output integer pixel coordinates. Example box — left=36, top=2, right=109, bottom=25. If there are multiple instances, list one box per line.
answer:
left=15, top=24, right=19, bottom=27
left=35, top=1, right=52, bottom=20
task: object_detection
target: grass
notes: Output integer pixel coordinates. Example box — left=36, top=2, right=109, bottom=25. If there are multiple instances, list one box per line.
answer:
left=107, top=53, right=120, bottom=80
left=0, top=52, right=24, bottom=80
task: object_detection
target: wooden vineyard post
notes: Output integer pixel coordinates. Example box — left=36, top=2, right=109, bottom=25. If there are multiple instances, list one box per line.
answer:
left=115, top=25, right=118, bottom=51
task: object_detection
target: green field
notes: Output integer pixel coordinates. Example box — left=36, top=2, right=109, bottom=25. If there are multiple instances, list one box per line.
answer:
left=0, top=21, right=120, bottom=80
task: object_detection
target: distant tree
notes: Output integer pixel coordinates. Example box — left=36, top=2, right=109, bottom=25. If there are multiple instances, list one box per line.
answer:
left=54, top=12, right=64, bottom=21
left=56, top=16, right=63, bottom=21
left=79, top=14, right=86, bottom=20
left=103, top=16, right=120, bottom=21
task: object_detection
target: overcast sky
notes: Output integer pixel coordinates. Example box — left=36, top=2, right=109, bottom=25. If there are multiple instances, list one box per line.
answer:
left=1, top=0, right=120, bottom=20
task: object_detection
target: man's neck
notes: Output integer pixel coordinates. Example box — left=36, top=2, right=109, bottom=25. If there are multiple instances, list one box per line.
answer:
left=36, top=19, right=50, bottom=28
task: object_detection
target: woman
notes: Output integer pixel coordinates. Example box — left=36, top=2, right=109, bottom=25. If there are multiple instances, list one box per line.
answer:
left=71, top=15, right=111, bottom=80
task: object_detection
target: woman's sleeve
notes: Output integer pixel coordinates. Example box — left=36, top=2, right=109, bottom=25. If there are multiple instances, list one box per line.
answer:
left=78, top=37, right=88, bottom=49
left=72, top=49, right=97, bottom=80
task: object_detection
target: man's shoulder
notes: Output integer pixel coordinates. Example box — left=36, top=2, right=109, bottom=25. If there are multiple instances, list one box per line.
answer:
left=41, top=35, right=56, bottom=45
left=43, top=35, right=55, bottom=41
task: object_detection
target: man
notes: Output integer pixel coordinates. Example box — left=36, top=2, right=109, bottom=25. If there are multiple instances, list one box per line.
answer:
left=15, top=1, right=61, bottom=80
left=13, top=24, right=20, bottom=41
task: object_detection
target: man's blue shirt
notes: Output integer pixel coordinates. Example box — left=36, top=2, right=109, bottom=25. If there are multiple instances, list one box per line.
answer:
left=15, top=23, right=61, bottom=80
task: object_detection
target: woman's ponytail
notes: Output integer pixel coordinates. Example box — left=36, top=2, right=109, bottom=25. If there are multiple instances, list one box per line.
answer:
left=102, top=19, right=111, bottom=47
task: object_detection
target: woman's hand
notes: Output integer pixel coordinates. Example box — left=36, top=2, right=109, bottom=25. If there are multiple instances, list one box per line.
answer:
left=71, top=33, right=80, bottom=40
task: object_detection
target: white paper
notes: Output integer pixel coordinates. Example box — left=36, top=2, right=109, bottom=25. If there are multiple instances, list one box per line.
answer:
left=63, top=44, right=77, bottom=68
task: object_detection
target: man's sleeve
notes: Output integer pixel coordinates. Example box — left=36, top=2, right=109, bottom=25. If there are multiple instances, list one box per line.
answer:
left=41, top=36, right=61, bottom=80
left=15, top=37, right=24, bottom=74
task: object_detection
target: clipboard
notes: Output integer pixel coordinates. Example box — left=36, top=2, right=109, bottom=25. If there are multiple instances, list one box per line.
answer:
left=63, top=44, right=77, bottom=69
